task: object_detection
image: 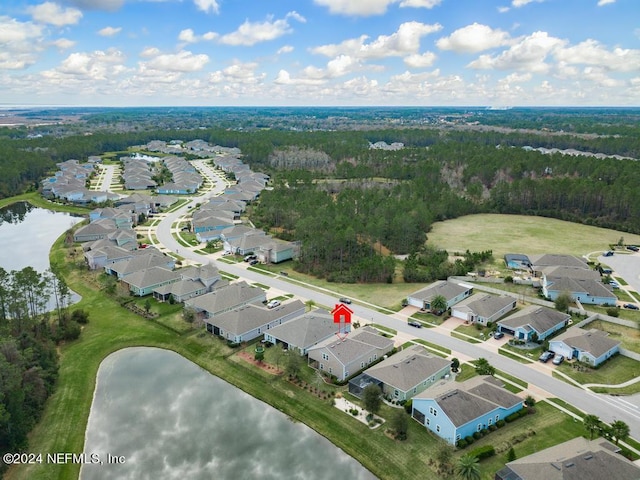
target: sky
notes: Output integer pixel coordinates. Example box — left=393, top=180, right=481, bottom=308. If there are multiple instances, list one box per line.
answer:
left=1, top=0, right=639, bottom=107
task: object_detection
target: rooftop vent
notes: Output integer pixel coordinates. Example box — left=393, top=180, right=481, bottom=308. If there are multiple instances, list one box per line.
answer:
left=583, top=455, right=593, bottom=460
left=564, top=462, right=575, bottom=468
left=550, top=463, right=561, bottom=471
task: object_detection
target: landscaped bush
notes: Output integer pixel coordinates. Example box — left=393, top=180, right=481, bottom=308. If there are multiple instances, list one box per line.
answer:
left=404, top=399, right=413, bottom=414
left=473, top=431, right=482, bottom=440
left=464, top=436, right=475, bottom=445
left=489, top=424, right=498, bottom=432
left=456, top=438, right=468, bottom=448
left=469, top=445, right=496, bottom=461
left=496, top=420, right=506, bottom=428
left=505, top=412, right=519, bottom=423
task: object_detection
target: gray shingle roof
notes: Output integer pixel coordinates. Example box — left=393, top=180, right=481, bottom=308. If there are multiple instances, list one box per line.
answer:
left=206, top=300, right=305, bottom=336
left=545, top=277, right=615, bottom=299
left=553, top=328, right=620, bottom=358
left=415, top=376, right=522, bottom=427
left=123, top=266, right=181, bottom=289
left=365, top=345, right=450, bottom=392
left=498, top=437, right=640, bottom=480
left=498, top=305, right=570, bottom=335
left=266, top=310, right=338, bottom=350
left=409, top=280, right=471, bottom=303
left=309, top=326, right=394, bottom=366
left=184, top=281, right=266, bottom=315
left=529, top=254, right=589, bottom=269
left=454, top=293, right=516, bottom=319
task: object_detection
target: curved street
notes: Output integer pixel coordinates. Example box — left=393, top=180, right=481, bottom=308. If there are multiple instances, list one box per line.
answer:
left=147, top=159, right=640, bottom=442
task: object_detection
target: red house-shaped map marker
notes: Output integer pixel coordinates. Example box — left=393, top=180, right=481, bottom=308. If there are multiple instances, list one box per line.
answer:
left=332, top=303, right=353, bottom=340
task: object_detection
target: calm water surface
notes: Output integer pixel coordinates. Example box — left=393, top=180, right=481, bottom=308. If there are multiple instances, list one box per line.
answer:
left=82, top=348, right=377, bottom=480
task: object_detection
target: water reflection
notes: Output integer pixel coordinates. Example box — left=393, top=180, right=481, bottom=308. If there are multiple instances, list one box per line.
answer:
left=0, top=200, right=34, bottom=225
left=82, top=348, right=376, bottom=480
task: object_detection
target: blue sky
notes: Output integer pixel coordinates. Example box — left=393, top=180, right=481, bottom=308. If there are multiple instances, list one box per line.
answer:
left=1, top=0, right=638, bottom=106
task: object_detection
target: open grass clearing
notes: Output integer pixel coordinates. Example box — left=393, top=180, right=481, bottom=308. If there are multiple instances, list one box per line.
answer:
left=451, top=331, right=482, bottom=344
left=554, top=354, right=640, bottom=387
left=427, top=213, right=640, bottom=258
left=585, top=319, right=640, bottom=354
left=454, top=323, right=492, bottom=341
left=615, top=289, right=637, bottom=303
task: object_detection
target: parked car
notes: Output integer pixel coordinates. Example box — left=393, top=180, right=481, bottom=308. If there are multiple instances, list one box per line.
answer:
left=626, top=245, right=639, bottom=252
left=244, top=254, right=257, bottom=262
left=408, top=321, right=422, bottom=328
left=609, top=281, right=620, bottom=289
left=601, top=268, right=613, bottom=274
left=603, top=250, right=614, bottom=257
left=249, top=259, right=259, bottom=266
left=539, top=351, right=554, bottom=363
left=552, top=354, right=565, bottom=365
left=623, top=303, right=639, bottom=310
left=267, top=300, right=281, bottom=309
left=493, top=331, right=505, bottom=340
left=339, top=297, right=352, bottom=304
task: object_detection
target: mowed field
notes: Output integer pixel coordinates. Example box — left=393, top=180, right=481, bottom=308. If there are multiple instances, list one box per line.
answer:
left=427, top=214, right=640, bottom=257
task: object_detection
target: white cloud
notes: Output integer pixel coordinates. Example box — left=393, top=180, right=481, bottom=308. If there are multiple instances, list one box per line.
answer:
left=220, top=12, right=305, bottom=46
left=0, top=16, right=44, bottom=70
left=28, top=2, right=82, bottom=27
left=303, top=55, right=362, bottom=79
left=582, top=66, right=624, bottom=87
left=140, top=47, right=160, bottom=58
left=98, top=26, right=122, bottom=37
left=50, top=48, right=128, bottom=80
left=512, top=0, right=544, bottom=6
left=554, top=39, right=640, bottom=72
left=313, top=0, right=441, bottom=16
left=141, top=50, right=210, bottom=72
left=51, top=38, right=75, bottom=49
left=597, top=0, right=615, bottom=5
left=468, top=31, right=565, bottom=73
left=178, top=28, right=218, bottom=44
left=403, top=51, right=437, bottom=68
left=208, top=61, right=266, bottom=84
left=312, top=22, right=442, bottom=59
left=277, top=45, right=294, bottom=54
left=0, top=16, right=43, bottom=43
left=193, top=0, right=220, bottom=14
left=436, top=23, right=511, bottom=53
left=274, top=70, right=325, bottom=85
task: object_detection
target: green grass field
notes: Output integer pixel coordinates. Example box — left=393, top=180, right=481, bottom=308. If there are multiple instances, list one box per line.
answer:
left=427, top=214, right=640, bottom=258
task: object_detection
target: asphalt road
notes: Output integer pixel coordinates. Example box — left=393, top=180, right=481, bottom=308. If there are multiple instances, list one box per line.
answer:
left=599, top=252, right=640, bottom=300
left=151, top=162, right=640, bottom=441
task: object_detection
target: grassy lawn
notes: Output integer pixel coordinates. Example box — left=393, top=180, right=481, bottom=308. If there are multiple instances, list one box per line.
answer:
left=498, top=347, right=535, bottom=364
left=544, top=398, right=586, bottom=418
left=501, top=342, right=544, bottom=360
left=411, top=339, right=451, bottom=356
left=451, top=331, right=482, bottom=344
left=427, top=213, right=640, bottom=258
left=9, top=236, right=457, bottom=480
left=455, top=364, right=479, bottom=382
left=471, top=402, right=586, bottom=479
left=554, top=354, right=640, bottom=387
left=454, top=323, right=492, bottom=341
left=0, top=191, right=90, bottom=215
left=585, top=319, right=640, bottom=354
left=409, top=311, right=445, bottom=326
left=615, top=289, right=637, bottom=303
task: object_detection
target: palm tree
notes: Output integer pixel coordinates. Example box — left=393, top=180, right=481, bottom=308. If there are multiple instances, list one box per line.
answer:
left=456, top=454, right=481, bottom=480
left=583, top=414, right=601, bottom=440
left=610, top=420, right=630, bottom=446
left=430, top=294, right=448, bottom=315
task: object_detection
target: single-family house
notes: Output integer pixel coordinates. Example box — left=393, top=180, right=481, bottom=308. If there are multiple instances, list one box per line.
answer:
left=84, top=245, right=135, bottom=270
left=73, top=219, right=119, bottom=242
left=204, top=300, right=306, bottom=343
left=451, top=294, right=517, bottom=325
left=412, top=375, right=523, bottom=445
left=349, top=345, right=450, bottom=401
left=497, top=305, right=570, bottom=342
left=529, top=253, right=589, bottom=274
left=184, top=281, right=266, bottom=319
left=549, top=328, right=621, bottom=367
left=495, top=437, right=640, bottom=480
left=407, top=280, right=473, bottom=311
left=121, top=266, right=182, bottom=296
left=543, top=276, right=616, bottom=306
left=263, top=310, right=343, bottom=355
left=104, top=251, right=175, bottom=279
left=257, top=238, right=299, bottom=264
left=153, top=263, right=223, bottom=303
left=504, top=253, right=531, bottom=270
left=224, top=232, right=272, bottom=256
left=307, top=326, right=395, bottom=381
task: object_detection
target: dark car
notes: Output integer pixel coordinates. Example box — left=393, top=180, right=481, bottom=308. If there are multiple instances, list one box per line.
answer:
left=408, top=321, right=422, bottom=328
left=493, top=331, right=505, bottom=340
left=249, top=259, right=259, bottom=266
left=623, top=303, right=639, bottom=310
left=627, top=245, right=639, bottom=252
left=539, top=351, right=554, bottom=363
left=339, top=297, right=352, bottom=304
left=603, top=250, right=614, bottom=257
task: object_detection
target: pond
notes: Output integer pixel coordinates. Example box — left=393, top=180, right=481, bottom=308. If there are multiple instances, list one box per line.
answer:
left=0, top=201, right=83, bottom=272
left=81, top=348, right=376, bottom=480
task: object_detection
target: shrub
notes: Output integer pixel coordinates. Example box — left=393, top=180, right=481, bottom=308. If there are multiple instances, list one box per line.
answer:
left=464, top=436, right=475, bottom=445
left=469, top=445, right=496, bottom=461
left=350, top=409, right=359, bottom=416
left=456, top=439, right=468, bottom=449
left=473, top=431, right=482, bottom=440
left=404, top=399, right=413, bottom=415
left=489, top=424, right=498, bottom=432
left=606, top=307, right=619, bottom=317
left=505, top=412, right=519, bottom=423
left=496, top=420, right=506, bottom=428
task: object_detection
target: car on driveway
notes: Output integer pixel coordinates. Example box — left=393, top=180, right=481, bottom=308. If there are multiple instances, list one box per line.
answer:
left=339, top=297, right=352, bottom=304
left=603, top=250, right=614, bottom=257
left=249, top=259, right=259, bottom=266
left=408, top=321, right=422, bottom=328
left=552, top=354, right=565, bottom=365
left=623, top=303, right=639, bottom=310
left=493, top=331, right=504, bottom=340
left=609, top=281, right=620, bottom=289
left=627, top=245, right=639, bottom=252
left=539, top=351, right=554, bottom=363
left=267, top=300, right=281, bottom=309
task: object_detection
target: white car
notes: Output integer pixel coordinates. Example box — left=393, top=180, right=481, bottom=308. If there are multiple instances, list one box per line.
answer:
left=267, top=300, right=281, bottom=309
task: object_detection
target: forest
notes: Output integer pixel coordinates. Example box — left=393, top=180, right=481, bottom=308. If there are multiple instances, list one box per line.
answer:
left=0, top=265, right=86, bottom=475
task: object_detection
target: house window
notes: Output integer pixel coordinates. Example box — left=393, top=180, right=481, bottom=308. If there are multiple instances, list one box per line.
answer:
left=322, top=353, right=329, bottom=361
left=361, top=362, right=365, bottom=368
left=495, top=415, right=499, bottom=422
left=488, top=418, right=493, bottom=426
left=374, top=354, right=377, bottom=360
left=456, top=434, right=461, bottom=441
left=319, top=363, right=324, bottom=370
left=436, top=425, right=441, bottom=433
left=426, top=418, right=430, bottom=426
left=477, top=424, right=482, bottom=432
left=394, top=389, right=399, bottom=397
left=329, top=368, right=332, bottom=374
left=413, top=388, right=417, bottom=394
left=257, top=328, right=261, bottom=334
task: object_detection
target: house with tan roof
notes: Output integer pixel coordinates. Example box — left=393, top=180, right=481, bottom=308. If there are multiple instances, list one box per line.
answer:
left=307, top=326, right=394, bottom=381
left=412, top=375, right=523, bottom=445
left=263, top=309, right=343, bottom=355
left=407, top=280, right=473, bottom=312
left=497, top=305, right=570, bottom=342
left=451, top=293, right=516, bottom=325
left=348, top=345, right=450, bottom=401
left=549, top=328, right=620, bottom=367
